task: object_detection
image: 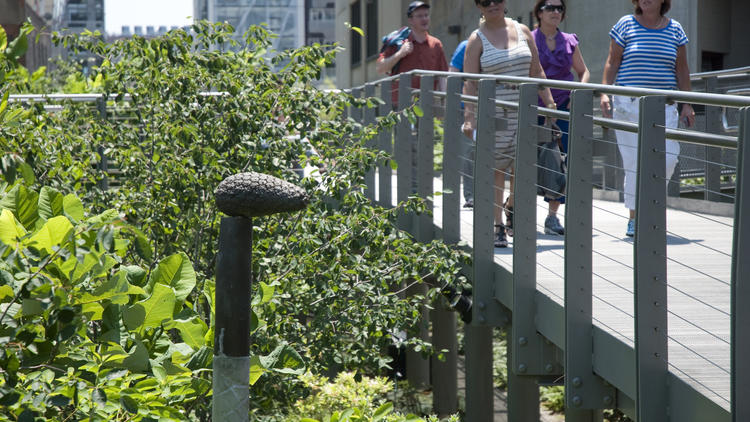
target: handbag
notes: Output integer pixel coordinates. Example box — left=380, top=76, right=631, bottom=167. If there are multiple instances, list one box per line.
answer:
left=536, top=123, right=566, bottom=200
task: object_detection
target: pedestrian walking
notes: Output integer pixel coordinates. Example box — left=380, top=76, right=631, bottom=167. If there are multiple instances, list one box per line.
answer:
left=531, top=0, right=590, bottom=236
left=600, top=0, right=695, bottom=237
left=462, top=0, right=557, bottom=248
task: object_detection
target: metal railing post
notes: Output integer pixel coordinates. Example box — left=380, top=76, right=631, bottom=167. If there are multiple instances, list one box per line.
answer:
left=731, top=106, right=750, bottom=422
left=704, top=77, right=723, bottom=202
left=465, top=78, right=501, bottom=422
left=363, top=83, right=376, bottom=201
left=508, top=82, right=545, bottom=421
left=405, top=76, right=435, bottom=391
left=396, top=73, right=414, bottom=232
left=212, top=172, right=308, bottom=422
left=564, top=89, right=617, bottom=420
left=432, top=76, right=459, bottom=415
left=379, top=80, right=393, bottom=208
left=634, top=95, right=669, bottom=422
left=96, top=96, right=109, bottom=190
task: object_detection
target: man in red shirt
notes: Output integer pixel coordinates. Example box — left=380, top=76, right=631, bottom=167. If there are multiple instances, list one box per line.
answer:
left=376, top=1, right=448, bottom=106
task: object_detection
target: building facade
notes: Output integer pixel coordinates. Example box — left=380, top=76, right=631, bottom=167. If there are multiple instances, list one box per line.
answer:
left=335, top=0, right=750, bottom=89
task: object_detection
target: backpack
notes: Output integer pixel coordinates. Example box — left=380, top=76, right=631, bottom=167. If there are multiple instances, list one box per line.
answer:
left=380, top=26, right=411, bottom=74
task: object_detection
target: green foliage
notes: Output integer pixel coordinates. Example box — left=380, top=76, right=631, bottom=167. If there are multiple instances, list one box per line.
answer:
left=288, top=372, right=457, bottom=422
left=0, top=21, right=470, bottom=420
left=540, top=386, right=565, bottom=413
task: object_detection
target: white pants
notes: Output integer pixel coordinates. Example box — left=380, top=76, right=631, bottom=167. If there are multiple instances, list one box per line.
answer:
left=613, top=96, right=680, bottom=211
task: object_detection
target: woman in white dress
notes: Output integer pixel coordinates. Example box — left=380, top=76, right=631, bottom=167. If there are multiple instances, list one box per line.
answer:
left=462, top=0, right=557, bottom=248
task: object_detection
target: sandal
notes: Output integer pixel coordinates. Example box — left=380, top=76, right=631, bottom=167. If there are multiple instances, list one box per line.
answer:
left=504, top=199, right=514, bottom=237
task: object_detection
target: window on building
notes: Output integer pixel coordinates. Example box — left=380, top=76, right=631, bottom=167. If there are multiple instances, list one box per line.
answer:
left=365, top=0, right=378, bottom=58
left=350, top=0, right=362, bottom=66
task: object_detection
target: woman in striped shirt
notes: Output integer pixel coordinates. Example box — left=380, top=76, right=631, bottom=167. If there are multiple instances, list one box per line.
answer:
left=462, top=0, right=557, bottom=248
left=600, top=0, right=695, bottom=237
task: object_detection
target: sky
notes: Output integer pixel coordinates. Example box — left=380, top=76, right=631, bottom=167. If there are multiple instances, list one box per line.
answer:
left=104, top=0, right=193, bottom=35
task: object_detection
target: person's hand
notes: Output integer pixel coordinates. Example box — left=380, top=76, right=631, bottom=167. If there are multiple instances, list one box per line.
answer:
left=680, top=103, right=696, bottom=128
left=398, top=40, right=413, bottom=58
left=600, top=94, right=612, bottom=118
left=462, top=120, right=474, bottom=139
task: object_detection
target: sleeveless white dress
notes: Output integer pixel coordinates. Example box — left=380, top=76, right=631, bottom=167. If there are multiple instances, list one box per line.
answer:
left=476, top=20, right=532, bottom=169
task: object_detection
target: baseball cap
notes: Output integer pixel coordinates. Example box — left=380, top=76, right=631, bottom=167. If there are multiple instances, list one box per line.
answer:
left=407, top=1, right=429, bottom=17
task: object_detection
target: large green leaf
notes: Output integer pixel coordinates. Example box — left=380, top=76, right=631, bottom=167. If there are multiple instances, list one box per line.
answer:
left=79, top=270, right=145, bottom=305
left=7, top=31, right=28, bottom=60
left=0, top=184, right=39, bottom=230
left=28, top=215, right=74, bottom=254
left=62, top=193, right=84, bottom=222
left=259, top=343, right=306, bottom=375
left=123, top=283, right=176, bottom=331
left=0, top=25, right=7, bottom=50
left=149, top=252, right=196, bottom=303
left=167, top=315, right=208, bottom=349
left=37, top=187, right=63, bottom=220
left=0, top=208, right=25, bottom=247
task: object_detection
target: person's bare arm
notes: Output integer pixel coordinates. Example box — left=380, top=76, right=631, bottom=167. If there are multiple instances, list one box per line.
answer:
left=675, top=45, right=695, bottom=127
left=462, top=32, right=482, bottom=137
left=572, top=46, right=590, bottom=83
left=376, top=40, right=413, bottom=75
left=600, top=39, right=623, bottom=117
left=522, top=24, right=556, bottom=123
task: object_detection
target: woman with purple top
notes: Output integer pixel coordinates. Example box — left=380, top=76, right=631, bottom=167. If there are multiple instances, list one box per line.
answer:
left=531, top=0, right=590, bottom=236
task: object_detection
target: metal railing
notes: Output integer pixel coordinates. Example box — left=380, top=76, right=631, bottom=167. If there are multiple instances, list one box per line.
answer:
left=346, top=69, right=750, bottom=422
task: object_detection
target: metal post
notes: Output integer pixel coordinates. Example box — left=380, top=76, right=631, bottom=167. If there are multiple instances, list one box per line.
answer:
left=464, top=78, right=500, bottom=421
left=406, top=76, right=435, bottom=391
left=213, top=216, right=252, bottom=422
left=634, top=95, right=668, bottom=422
left=511, top=83, right=545, bottom=374
left=213, top=172, right=309, bottom=422
left=96, top=96, right=109, bottom=190
left=464, top=324, right=494, bottom=422
left=396, top=73, right=413, bottom=231
left=731, top=107, right=750, bottom=422
left=473, top=78, right=506, bottom=326
left=704, top=77, right=723, bottom=202
left=507, top=333, right=540, bottom=422
left=442, top=76, right=462, bottom=237
left=364, top=83, right=376, bottom=201
left=564, top=89, right=616, bottom=419
left=430, top=75, right=463, bottom=416
left=379, top=80, right=393, bottom=208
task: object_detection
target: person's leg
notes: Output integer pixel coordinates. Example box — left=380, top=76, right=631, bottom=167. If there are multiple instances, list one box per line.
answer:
left=494, top=169, right=508, bottom=247
left=664, top=103, right=681, bottom=185
left=462, top=132, right=475, bottom=206
left=613, top=96, right=639, bottom=212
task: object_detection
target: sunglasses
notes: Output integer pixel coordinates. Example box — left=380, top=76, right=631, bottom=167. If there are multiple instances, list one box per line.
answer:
left=479, top=0, right=504, bottom=7
left=540, top=4, right=565, bottom=12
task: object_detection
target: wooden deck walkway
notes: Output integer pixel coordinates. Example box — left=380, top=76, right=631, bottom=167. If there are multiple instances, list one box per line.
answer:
left=424, top=179, right=733, bottom=412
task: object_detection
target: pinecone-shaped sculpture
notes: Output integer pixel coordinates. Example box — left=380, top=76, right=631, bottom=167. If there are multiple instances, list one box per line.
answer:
left=215, top=172, right=309, bottom=218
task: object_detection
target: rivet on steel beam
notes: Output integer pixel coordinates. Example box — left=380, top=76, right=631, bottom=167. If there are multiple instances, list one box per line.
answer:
left=519, top=337, right=528, bottom=346
left=603, top=395, right=613, bottom=406
left=545, top=364, right=554, bottom=373
left=478, top=301, right=486, bottom=310
left=478, top=316, right=486, bottom=324
left=572, top=377, right=583, bottom=387
left=518, top=364, right=527, bottom=373
left=572, top=396, right=583, bottom=407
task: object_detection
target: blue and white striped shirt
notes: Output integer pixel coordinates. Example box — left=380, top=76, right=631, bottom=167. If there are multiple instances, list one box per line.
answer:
left=609, top=15, right=688, bottom=90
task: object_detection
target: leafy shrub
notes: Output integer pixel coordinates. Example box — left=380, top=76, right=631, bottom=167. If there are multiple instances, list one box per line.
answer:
left=1, top=20, right=470, bottom=420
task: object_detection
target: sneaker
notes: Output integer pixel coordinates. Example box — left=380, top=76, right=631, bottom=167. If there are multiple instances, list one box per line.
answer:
left=463, top=199, right=474, bottom=208
left=494, top=225, right=508, bottom=248
left=544, top=214, right=565, bottom=235
left=626, top=219, right=635, bottom=237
